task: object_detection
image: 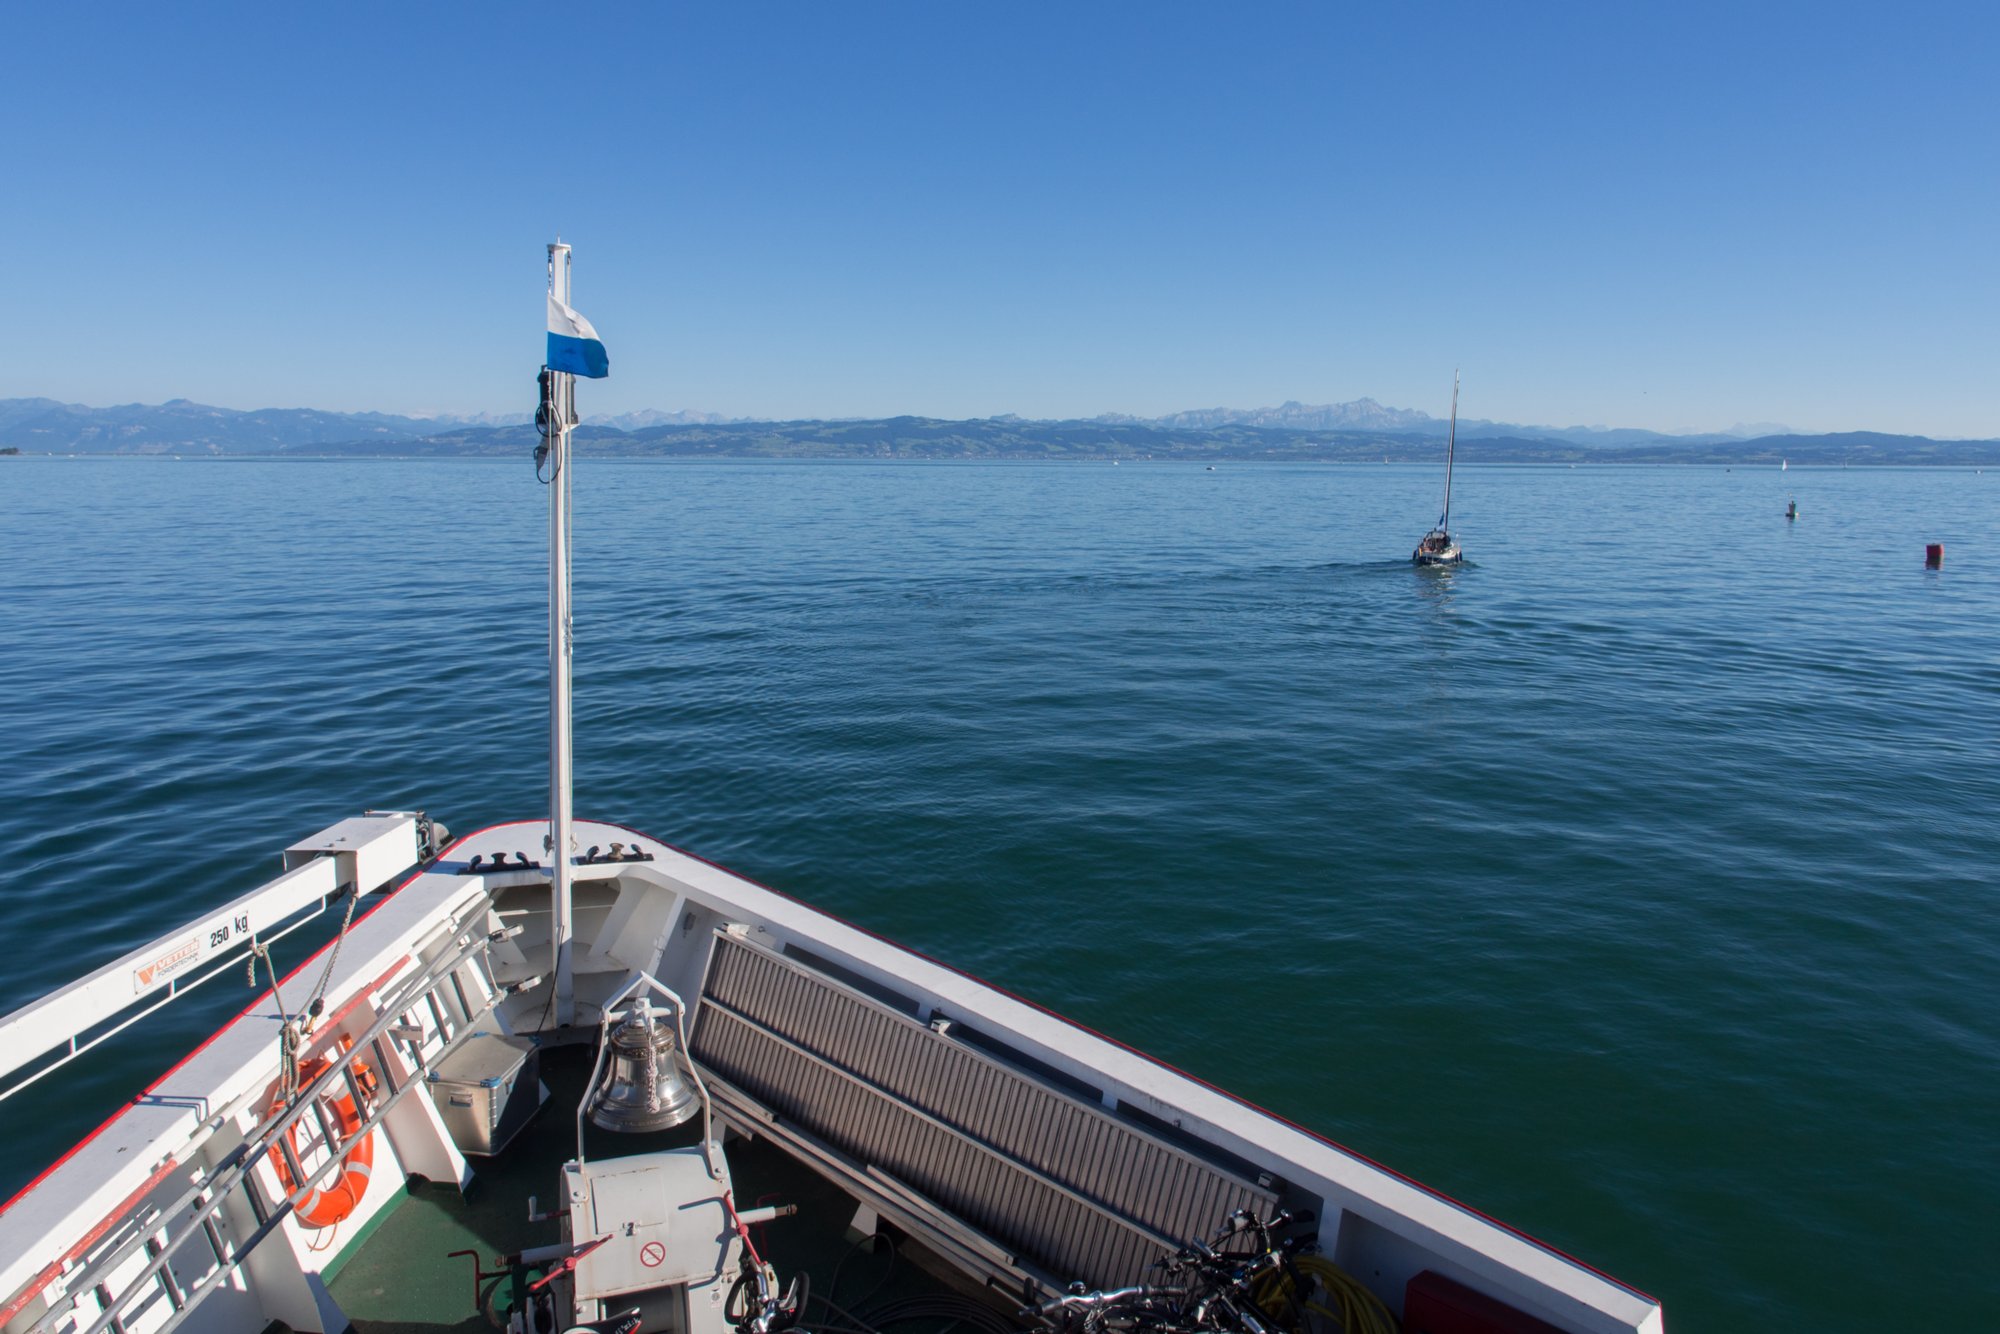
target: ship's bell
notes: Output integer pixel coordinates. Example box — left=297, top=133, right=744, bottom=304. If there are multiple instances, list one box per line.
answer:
left=586, top=1003, right=701, bottom=1133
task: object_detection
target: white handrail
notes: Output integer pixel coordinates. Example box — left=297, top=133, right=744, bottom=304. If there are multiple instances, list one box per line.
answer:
left=0, top=904, right=329, bottom=1103
left=0, top=812, right=426, bottom=1087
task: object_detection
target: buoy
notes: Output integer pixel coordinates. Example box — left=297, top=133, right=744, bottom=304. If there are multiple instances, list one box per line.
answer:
left=267, top=1042, right=378, bottom=1228
left=1926, top=543, right=1944, bottom=568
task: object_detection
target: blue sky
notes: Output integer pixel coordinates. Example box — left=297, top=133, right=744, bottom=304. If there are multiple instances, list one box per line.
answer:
left=4, top=2, right=1994, bottom=435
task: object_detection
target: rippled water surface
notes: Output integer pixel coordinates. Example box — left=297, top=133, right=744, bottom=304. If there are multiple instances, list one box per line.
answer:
left=2, top=457, right=1996, bottom=1330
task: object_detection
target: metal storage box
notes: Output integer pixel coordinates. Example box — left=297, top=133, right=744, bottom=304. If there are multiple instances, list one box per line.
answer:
left=425, top=1030, right=543, bottom=1156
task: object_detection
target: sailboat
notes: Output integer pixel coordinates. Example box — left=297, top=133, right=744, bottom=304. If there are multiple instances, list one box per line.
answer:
left=0, top=250, right=1662, bottom=1334
left=1412, top=371, right=1464, bottom=565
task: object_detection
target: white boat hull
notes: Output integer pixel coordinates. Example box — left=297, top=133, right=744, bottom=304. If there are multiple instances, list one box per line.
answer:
left=0, top=817, right=1663, bottom=1334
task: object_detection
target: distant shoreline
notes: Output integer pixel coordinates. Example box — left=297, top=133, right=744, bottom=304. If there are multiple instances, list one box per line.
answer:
left=7, top=452, right=1994, bottom=470
left=8, top=398, right=1996, bottom=466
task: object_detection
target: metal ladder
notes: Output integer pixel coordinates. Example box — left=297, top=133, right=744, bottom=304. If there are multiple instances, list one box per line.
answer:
left=24, top=898, right=513, bottom=1334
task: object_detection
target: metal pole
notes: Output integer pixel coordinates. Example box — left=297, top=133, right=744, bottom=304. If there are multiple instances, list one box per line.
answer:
left=547, top=241, right=576, bottom=1028
left=1442, top=369, right=1458, bottom=532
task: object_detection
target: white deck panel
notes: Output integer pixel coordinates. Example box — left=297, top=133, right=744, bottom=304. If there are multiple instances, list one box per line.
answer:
left=588, top=824, right=1664, bottom=1334
left=0, top=845, right=488, bottom=1307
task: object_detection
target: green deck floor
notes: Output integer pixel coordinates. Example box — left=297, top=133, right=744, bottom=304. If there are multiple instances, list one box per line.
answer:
left=325, top=1048, right=973, bottom=1334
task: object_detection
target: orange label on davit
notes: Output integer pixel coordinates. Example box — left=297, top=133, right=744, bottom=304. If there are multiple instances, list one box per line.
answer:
left=133, top=937, right=203, bottom=992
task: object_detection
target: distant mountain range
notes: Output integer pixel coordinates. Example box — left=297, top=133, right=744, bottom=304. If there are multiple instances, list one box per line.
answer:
left=1106, top=399, right=1809, bottom=449
left=4, top=396, right=1995, bottom=465
left=0, top=398, right=744, bottom=452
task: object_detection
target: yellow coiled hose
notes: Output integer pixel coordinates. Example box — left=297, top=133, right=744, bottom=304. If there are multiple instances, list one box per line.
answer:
left=1253, top=1254, right=1400, bottom=1334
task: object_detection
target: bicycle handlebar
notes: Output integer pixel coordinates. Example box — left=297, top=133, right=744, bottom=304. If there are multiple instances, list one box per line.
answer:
left=1024, top=1285, right=1170, bottom=1318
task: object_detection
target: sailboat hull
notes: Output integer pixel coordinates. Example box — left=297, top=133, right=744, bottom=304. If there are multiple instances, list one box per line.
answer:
left=1411, top=372, right=1463, bottom=566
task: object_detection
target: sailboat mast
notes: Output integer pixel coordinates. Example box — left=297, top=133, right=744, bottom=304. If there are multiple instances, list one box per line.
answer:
left=1442, top=369, right=1458, bottom=531
left=546, top=241, right=577, bottom=1028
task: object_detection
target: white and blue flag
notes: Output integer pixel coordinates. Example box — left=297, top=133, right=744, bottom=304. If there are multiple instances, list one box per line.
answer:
left=547, top=293, right=609, bottom=378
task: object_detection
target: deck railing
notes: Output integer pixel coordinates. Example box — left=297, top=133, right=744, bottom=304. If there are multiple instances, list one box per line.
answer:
left=17, top=895, right=506, bottom=1334
left=0, top=813, right=436, bottom=1102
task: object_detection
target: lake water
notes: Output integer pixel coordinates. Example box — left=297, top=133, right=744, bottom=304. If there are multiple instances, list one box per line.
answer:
left=2, top=456, right=1995, bottom=1330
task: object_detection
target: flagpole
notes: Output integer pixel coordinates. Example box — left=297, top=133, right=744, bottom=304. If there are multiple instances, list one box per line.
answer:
left=546, top=240, right=576, bottom=1029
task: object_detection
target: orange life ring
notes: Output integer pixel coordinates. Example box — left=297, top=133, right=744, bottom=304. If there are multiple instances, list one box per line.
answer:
left=267, top=1042, right=379, bottom=1229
